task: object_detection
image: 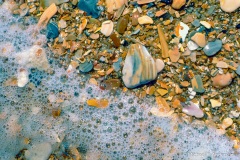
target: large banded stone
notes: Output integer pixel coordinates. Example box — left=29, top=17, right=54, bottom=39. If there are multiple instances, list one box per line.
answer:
left=122, top=44, right=164, bottom=88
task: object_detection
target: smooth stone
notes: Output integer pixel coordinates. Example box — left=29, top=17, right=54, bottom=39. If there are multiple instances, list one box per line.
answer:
left=203, top=39, right=222, bottom=56
left=191, top=75, right=205, bottom=93
left=116, top=15, right=129, bottom=34
left=192, top=19, right=200, bottom=27
left=110, top=33, right=121, bottom=47
left=187, top=40, right=198, bottom=51
left=220, top=0, right=240, bottom=12
left=40, top=0, right=69, bottom=8
left=122, top=44, right=164, bottom=88
left=79, top=61, right=93, bottom=73
left=172, top=0, right=186, bottom=10
left=46, top=22, right=59, bottom=39
left=181, top=101, right=204, bottom=118
left=235, top=65, right=240, bottom=76
left=77, top=0, right=100, bottom=18
left=212, top=73, right=232, bottom=88
left=113, top=57, right=122, bottom=71
left=138, top=15, right=153, bottom=25
left=132, top=10, right=140, bottom=26
left=191, top=32, right=206, bottom=47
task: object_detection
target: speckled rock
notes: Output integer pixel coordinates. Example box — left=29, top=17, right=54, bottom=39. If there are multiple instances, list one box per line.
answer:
left=77, top=0, right=100, bottom=18
left=203, top=39, right=222, bottom=56
left=122, top=44, right=164, bottom=88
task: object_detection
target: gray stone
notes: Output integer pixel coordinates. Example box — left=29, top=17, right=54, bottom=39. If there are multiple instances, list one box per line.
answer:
left=79, top=61, right=93, bottom=73
left=192, top=19, right=200, bottom=27
left=122, top=44, right=164, bottom=88
left=203, top=39, right=222, bottom=56
left=236, top=65, right=240, bottom=76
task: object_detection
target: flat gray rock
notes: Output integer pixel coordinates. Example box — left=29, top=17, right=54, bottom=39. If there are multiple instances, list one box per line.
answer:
left=203, top=39, right=222, bottom=56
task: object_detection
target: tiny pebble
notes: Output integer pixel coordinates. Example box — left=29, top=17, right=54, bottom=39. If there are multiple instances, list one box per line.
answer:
left=203, top=39, right=222, bottom=56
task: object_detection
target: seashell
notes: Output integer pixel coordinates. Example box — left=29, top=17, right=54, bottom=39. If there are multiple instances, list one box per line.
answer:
left=212, top=73, right=233, bottom=88
left=191, top=32, right=206, bottom=47
left=175, top=22, right=189, bottom=42
left=46, top=22, right=59, bottom=39
left=17, top=68, right=29, bottom=87
left=40, top=0, right=69, bottom=8
left=38, top=3, right=57, bottom=27
left=169, top=46, right=180, bottom=62
left=105, top=0, right=126, bottom=13
left=79, top=17, right=88, bottom=34
left=157, top=24, right=169, bottom=58
left=122, top=44, right=164, bottom=88
left=79, top=60, right=93, bottom=73
left=200, top=21, right=211, bottom=29
left=101, top=20, right=114, bottom=37
left=220, top=0, right=240, bottom=12
left=138, top=15, right=153, bottom=25
left=181, top=101, right=204, bottom=118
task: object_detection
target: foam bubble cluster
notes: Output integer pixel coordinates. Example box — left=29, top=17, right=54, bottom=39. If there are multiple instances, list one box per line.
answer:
left=0, top=3, right=239, bottom=160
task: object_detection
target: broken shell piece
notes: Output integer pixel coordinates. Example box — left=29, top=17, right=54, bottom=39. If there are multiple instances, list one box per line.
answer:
left=169, top=46, right=180, bottom=62
left=105, top=0, right=126, bottom=13
left=220, top=0, right=240, bottom=12
left=200, top=21, right=211, bottom=29
left=16, top=45, right=50, bottom=71
left=212, top=73, right=233, bottom=88
left=66, top=60, right=79, bottom=74
left=137, top=0, right=155, bottom=5
left=17, top=68, right=29, bottom=87
left=187, top=40, right=198, bottom=51
left=87, top=98, right=109, bottom=109
left=191, top=32, right=206, bottom=47
left=181, top=101, right=204, bottom=118
left=138, top=16, right=153, bottom=25
left=221, top=118, right=233, bottom=129
left=38, top=3, right=57, bottom=27
left=79, top=17, right=88, bottom=34
left=210, top=99, right=221, bottom=108
left=101, top=20, right=114, bottom=37
left=122, top=44, right=164, bottom=88
left=172, top=0, right=186, bottom=10
left=157, top=24, right=169, bottom=58
left=175, top=22, right=189, bottom=42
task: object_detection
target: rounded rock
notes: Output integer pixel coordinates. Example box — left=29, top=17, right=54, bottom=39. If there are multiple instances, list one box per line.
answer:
left=203, top=39, right=222, bottom=56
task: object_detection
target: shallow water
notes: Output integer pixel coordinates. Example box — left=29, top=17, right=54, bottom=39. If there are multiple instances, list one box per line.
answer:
left=0, top=2, right=239, bottom=160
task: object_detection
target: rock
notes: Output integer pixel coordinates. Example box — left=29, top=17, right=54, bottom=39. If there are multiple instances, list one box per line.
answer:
left=122, top=44, right=164, bottom=88
left=181, top=101, right=204, bottom=118
left=79, top=61, right=93, bottom=73
left=46, top=22, right=59, bottom=39
left=191, top=32, right=206, bottom=47
left=210, top=99, right=221, bottom=108
left=220, top=0, right=240, bottom=12
left=87, top=98, right=109, bottom=108
left=110, top=33, right=121, bottom=47
left=191, top=19, right=200, bottom=27
left=138, top=15, right=153, bottom=25
left=187, top=40, right=198, bottom=51
left=236, top=65, right=240, bottom=76
left=212, top=73, right=233, bottom=88
left=40, top=0, right=69, bottom=8
left=101, top=20, right=114, bottom=36
left=222, top=118, right=233, bottom=129
left=191, top=75, right=205, bottom=93
left=216, top=61, right=228, bottom=68
left=137, top=0, right=155, bottom=4
left=38, top=3, right=57, bottom=27
left=116, top=15, right=129, bottom=34
left=132, top=10, right=140, bottom=26
left=172, top=0, right=186, bottom=10
left=77, top=0, right=100, bottom=18
left=105, top=0, right=125, bottom=13
left=25, top=142, right=52, bottom=160
left=203, top=39, right=222, bottom=56
left=200, top=21, right=211, bottom=29
left=169, top=46, right=180, bottom=62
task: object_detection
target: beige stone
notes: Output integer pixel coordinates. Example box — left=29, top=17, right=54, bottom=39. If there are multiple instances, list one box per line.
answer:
left=220, top=0, right=240, bottom=12
left=101, top=20, right=114, bottom=37
left=38, top=3, right=57, bottom=27
left=172, top=0, right=186, bottom=10
left=212, top=73, right=233, bottom=88
left=138, top=16, right=153, bottom=25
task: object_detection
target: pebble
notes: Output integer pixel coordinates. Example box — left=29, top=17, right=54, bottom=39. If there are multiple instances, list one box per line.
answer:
left=171, top=0, right=186, bottom=10
left=137, top=0, right=155, bottom=4
left=59, top=19, right=67, bottom=28
left=221, top=118, right=233, bottom=129
left=122, top=44, right=164, bottom=88
left=155, top=10, right=167, bottom=17
left=220, top=0, right=240, bottom=12
left=191, top=32, right=206, bottom=47
left=17, top=68, right=29, bottom=87
left=113, top=57, right=122, bottom=71
left=105, top=0, right=125, bottom=13
left=77, top=0, right=100, bottom=18
left=90, top=33, right=99, bottom=40
left=100, top=79, right=121, bottom=90
left=200, top=21, right=211, bottom=29
left=191, top=19, right=200, bottom=27
left=212, top=73, right=233, bottom=88
left=236, top=65, right=240, bottom=76
left=79, top=61, right=93, bottom=73
left=40, top=0, right=69, bottom=8
left=191, top=75, right=205, bottom=93
left=203, top=39, right=222, bottom=56
left=210, top=99, right=221, bottom=108
left=79, top=17, right=88, bottom=34
left=169, top=46, right=180, bottom=62
left=138, top=15, right=153, bottom=25
left=132, top=10, right=140, bottom=26
left=157, top=89, right=168, bottom=96
left=216, top=61, right=228, bottom=68
left=101, top=20, right=114, bottom=37
left=110, top=33, right=121, bottom=47
left=116, top=15, right=129, bottom=34
left=181, top=101, right=204, bottom=118
left=187, top=40, right=199, bottom=51
left=46, top=22, right=59, bottom=39
left=87, top=98, right=109, bottom=108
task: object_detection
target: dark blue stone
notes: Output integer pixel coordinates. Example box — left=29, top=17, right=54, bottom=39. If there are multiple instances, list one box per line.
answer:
left=236, top=24, right=240, bottom=29
left=46, top=22, right=59, bottom=39
left=77, top=0, right=100, bottom=18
